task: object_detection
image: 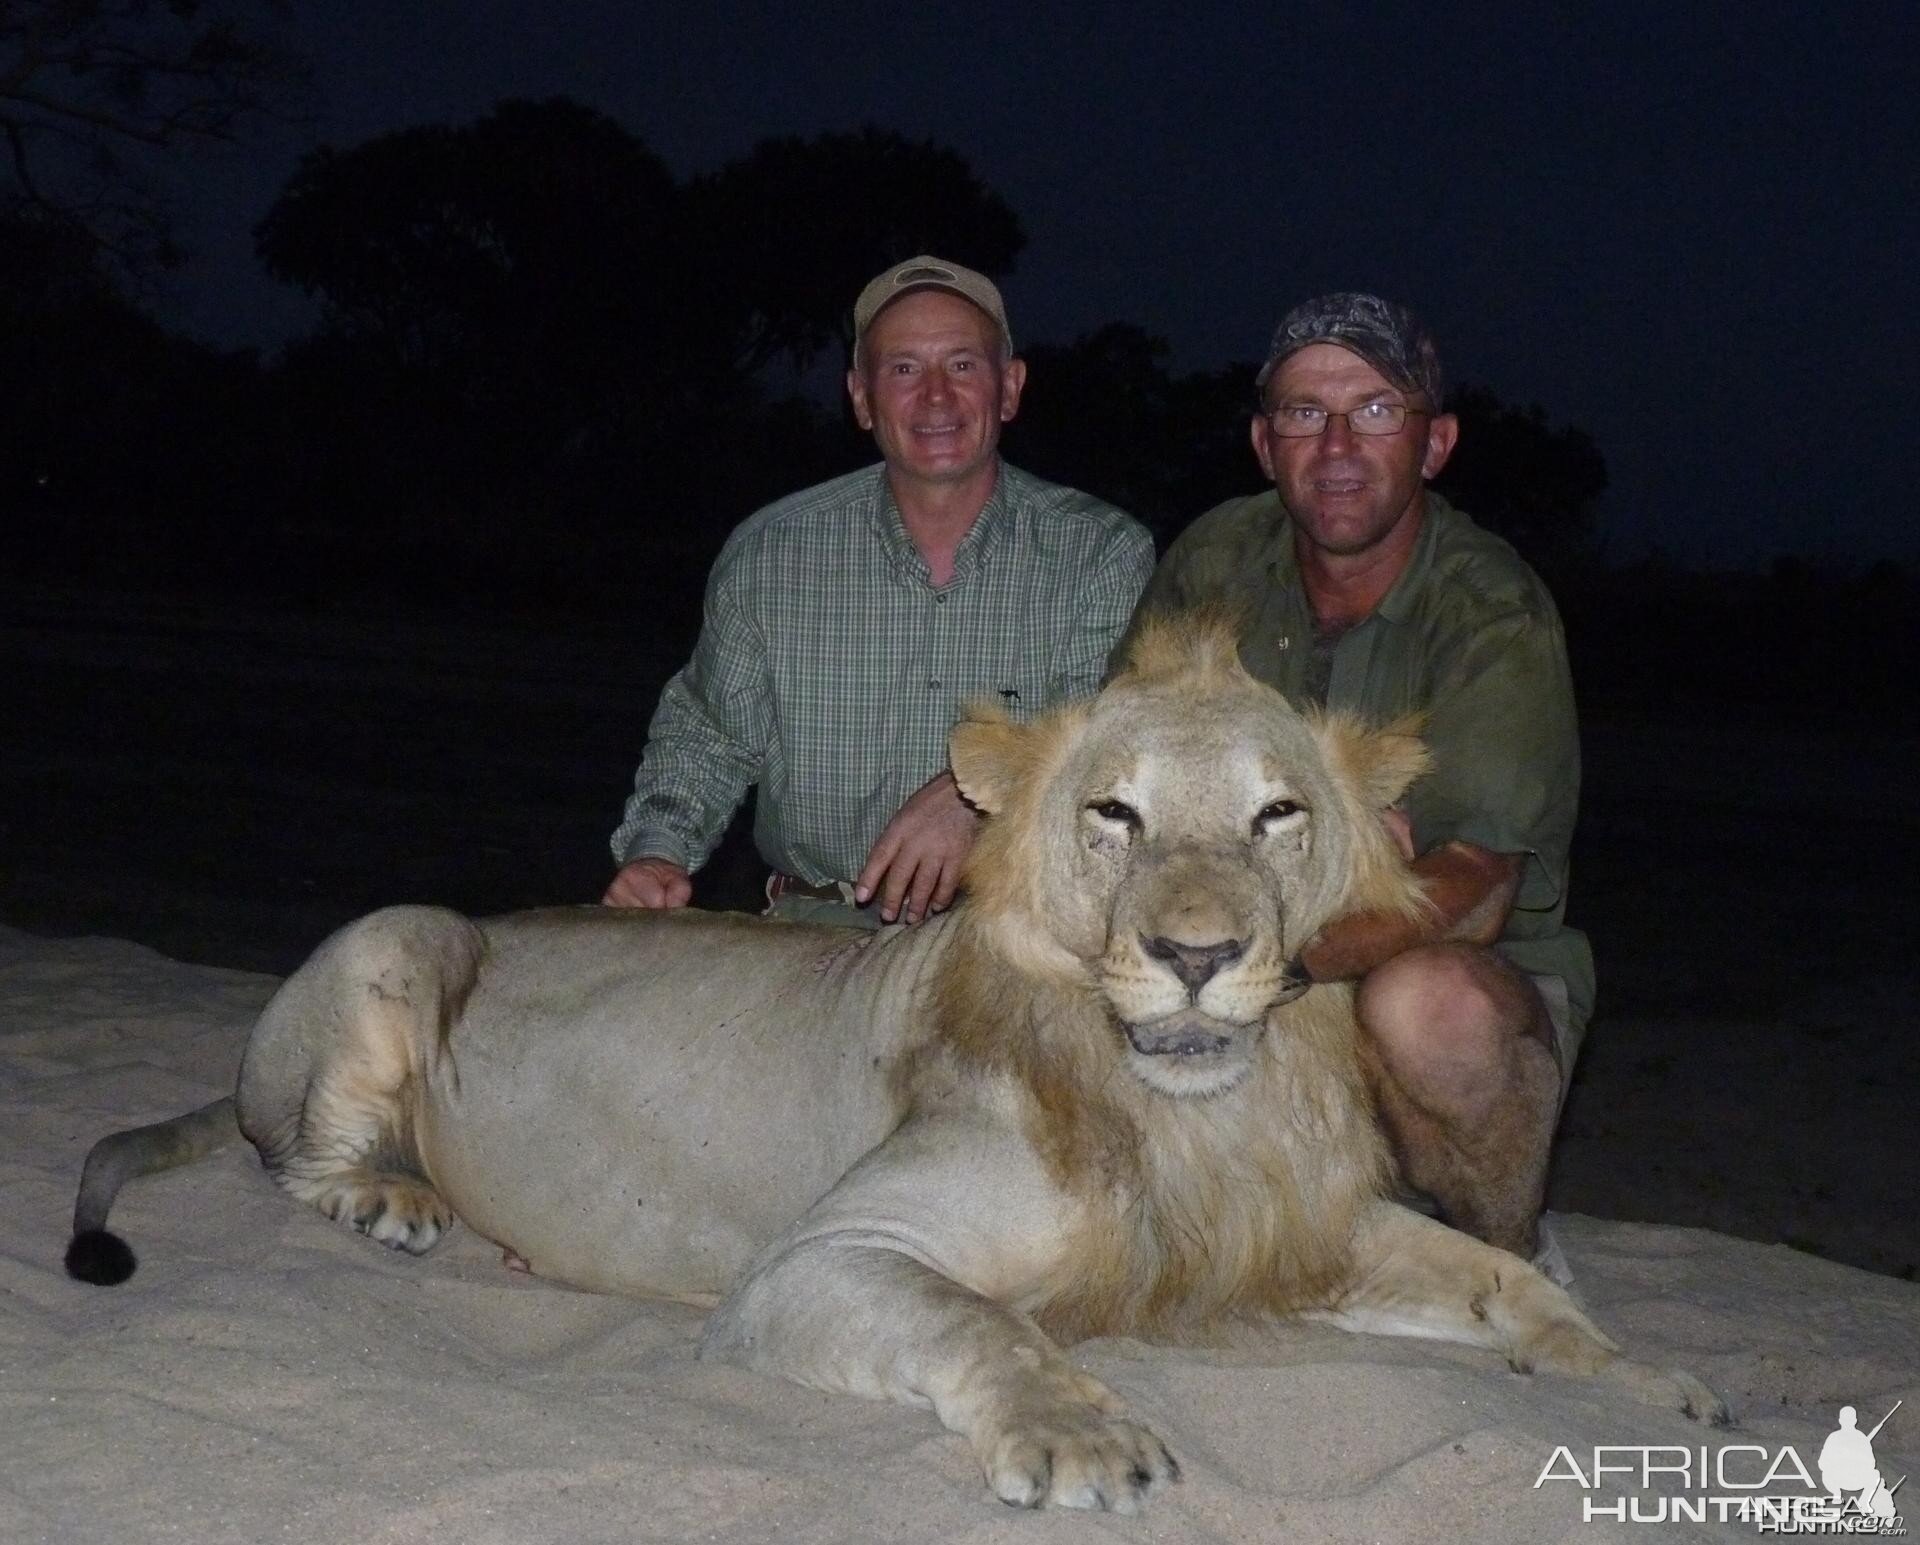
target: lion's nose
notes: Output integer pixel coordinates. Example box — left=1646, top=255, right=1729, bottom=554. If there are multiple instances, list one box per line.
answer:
left=1141, top=935, right=1244, bottom=997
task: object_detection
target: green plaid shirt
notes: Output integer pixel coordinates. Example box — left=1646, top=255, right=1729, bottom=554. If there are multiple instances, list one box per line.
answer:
left=612, top=460, right=1154, bottom=884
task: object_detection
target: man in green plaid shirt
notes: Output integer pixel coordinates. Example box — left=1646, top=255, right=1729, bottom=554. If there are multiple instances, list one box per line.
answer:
left=605, top=257, right=1154, bottom=927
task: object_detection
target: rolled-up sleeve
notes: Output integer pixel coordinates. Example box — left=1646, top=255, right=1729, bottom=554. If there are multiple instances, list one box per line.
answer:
left=1409, top=611, right=1581, bottom=913
left=609, top=552, right=772, bottom=871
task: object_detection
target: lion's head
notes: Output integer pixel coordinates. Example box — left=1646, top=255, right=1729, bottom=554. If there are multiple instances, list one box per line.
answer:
left=948, top=612, right=1429, bottom=1099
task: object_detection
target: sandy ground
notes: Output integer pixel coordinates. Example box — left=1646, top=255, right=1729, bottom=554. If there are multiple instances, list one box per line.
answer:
left=4, top=926, right=1917, bottom=1542
left=4, top=589, right=1918, bottom=1539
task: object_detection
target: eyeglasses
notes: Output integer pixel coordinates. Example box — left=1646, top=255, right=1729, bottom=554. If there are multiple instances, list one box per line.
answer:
left=1261, top=401, right=1430, bottom=438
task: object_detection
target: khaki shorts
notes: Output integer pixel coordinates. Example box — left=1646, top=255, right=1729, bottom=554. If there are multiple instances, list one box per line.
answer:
left=1530, top=971, right=1585, bottom=1109
left=762, top=885, right=886, bottom=931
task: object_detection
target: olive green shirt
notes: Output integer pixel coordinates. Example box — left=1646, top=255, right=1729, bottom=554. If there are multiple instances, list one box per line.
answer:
left=1121, top=489, right=1593, bottom=1027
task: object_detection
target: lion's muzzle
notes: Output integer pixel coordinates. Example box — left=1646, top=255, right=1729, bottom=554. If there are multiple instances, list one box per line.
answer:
left=1123, top=1011, right=1243, bottom=1058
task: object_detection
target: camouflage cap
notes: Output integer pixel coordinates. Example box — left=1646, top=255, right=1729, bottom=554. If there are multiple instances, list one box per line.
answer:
left=1254, top=292, right=1444, bottom=407
left=852, top=255, right=1011, bottom=354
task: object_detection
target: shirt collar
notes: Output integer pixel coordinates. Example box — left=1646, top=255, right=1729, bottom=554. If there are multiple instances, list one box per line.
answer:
left=955, top=461, right=1012, bottom=576
left=1262, top=486, right=1452, bottom=626
left=868, top=459, right=1010, bottom=585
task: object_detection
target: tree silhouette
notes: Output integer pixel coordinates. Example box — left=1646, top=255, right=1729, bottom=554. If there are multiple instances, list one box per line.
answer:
left=259, top=98, right=685, bottom=378
left=258, top=110, right=1030, bottom=402
left=0, top=0, right=305, bottom=274
left=1435, top=384, right=1607, bottom=575
left=247, top=105, right=1037, bottom=590
left=684, top=126, right=1025, bottom=374
left=1005, top=324, right=1257, bottom=543
left=0, top=212, right=264, bottom=584
left=257, top=95, right=715, bottom=520
left=33, top=93, right=1623, bottom=624
left=1010, top=350, right=1613, bottom=561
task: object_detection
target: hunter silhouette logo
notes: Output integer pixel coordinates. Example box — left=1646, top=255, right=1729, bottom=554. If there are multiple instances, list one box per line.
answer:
left=1534, top=1399, right=1907, bottom=1532
left=1819, top=1403, right=1905, bottom=1526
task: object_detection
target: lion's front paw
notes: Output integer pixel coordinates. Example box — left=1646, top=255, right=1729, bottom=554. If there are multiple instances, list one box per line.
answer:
left=977, top=1372, right=1180, bottom=1513
left=1507, top=1308, right=1731, bottom=1427
left=1603, top=1358, right=1733, bottom=1427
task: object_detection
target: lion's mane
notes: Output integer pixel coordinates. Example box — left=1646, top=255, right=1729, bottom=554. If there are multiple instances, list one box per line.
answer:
left=923, top=613, right=1431, bottom=1341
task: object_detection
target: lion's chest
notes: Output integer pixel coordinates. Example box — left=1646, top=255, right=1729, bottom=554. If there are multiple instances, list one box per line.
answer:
left=1029, top=1049, right=1385, bottom=1338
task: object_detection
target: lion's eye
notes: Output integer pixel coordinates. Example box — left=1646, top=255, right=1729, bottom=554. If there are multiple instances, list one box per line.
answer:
left=1087, top=799, right=1141, bottom=829
left=1254, top=800, right=1303, bottom=830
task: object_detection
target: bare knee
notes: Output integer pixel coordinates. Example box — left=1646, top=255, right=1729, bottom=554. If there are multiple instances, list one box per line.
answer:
left=1357, top=945, right=1544, bottom=1115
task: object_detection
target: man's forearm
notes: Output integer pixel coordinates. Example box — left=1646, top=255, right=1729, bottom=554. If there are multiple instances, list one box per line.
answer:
left=609, top=669, right=761, bottom=870
left=1301, top=842, right=1523, bottom=981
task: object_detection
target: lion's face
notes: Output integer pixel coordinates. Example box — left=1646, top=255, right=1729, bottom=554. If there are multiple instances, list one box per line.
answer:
left=951, top=619, right=1426, bottom=1099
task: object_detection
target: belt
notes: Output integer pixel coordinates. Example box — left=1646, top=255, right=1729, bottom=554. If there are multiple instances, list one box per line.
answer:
left=765, top=871, right=855, bottom=905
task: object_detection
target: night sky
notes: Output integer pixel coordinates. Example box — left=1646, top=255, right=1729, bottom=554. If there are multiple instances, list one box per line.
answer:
left=158, top=0, right=1919, bottom=567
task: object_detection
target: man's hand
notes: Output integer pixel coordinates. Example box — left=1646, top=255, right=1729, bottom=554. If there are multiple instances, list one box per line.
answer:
left=1443, top=843, right=1522, bottom=948
left=1299, top=839, right=1522, bottom=982
left=854, top=771, right=981, bottom=925
left=603, top=857, right=693, bottom=909
left=1380, top=805, right=1416, bottom=862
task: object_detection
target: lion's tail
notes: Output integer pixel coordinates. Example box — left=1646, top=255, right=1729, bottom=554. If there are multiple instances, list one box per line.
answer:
left=65, top=1097, right=241, bottom=1286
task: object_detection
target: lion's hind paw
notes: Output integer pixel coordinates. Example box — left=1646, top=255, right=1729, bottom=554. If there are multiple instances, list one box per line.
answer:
left=309, top=1171, right=455, bottom=1254
left=983, top=1406, right=1180, bottom=1513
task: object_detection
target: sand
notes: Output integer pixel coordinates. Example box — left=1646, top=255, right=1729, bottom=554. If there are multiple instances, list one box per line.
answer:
left=6, top=924, right=1917, bottom=1543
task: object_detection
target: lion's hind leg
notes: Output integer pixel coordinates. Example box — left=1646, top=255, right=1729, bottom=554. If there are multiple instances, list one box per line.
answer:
left=280, top=1160, right=453, bottom=1255
left=265, top=1045, right=456, bottom=1255
left=1308, top=1201, right=1729, bottom=1425
left=241, top=907, right=478, bottom=1257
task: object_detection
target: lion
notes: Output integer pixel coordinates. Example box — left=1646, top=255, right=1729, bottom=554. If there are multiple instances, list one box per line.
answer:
left=65, top=615, right=1726, bottom=1513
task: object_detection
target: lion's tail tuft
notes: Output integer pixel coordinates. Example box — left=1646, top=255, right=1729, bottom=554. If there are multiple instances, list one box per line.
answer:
left=66, top=1097, right=240, bottom=1287
left=64, top=1227, right=137, bottom=1286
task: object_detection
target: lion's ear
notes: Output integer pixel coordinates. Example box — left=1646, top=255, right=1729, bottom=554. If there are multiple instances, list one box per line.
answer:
left=949, top=714, right=1037, bottom=816
left=1314, top=712, right=1431, bottom=810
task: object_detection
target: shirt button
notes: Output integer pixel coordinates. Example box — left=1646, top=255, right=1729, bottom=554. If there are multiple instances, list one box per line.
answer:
left=928, top=679, right=941, bottom=690
left=934, top=593, right=947, bottom=605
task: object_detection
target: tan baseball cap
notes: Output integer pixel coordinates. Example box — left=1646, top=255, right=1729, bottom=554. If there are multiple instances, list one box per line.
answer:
left=851, top=255, right=1011, bottom=354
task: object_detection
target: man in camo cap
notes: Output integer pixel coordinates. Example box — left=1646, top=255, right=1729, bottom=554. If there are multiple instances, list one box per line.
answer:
left=1116, top=293, right=1590, bottom=1268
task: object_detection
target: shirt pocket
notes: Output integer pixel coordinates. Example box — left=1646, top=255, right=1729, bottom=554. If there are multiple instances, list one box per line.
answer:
left=949, top=662, right=1045, bottom=721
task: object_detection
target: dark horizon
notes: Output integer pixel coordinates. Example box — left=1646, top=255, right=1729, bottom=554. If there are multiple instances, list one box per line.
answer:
left=122, top=0, right=1920, bottom=571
